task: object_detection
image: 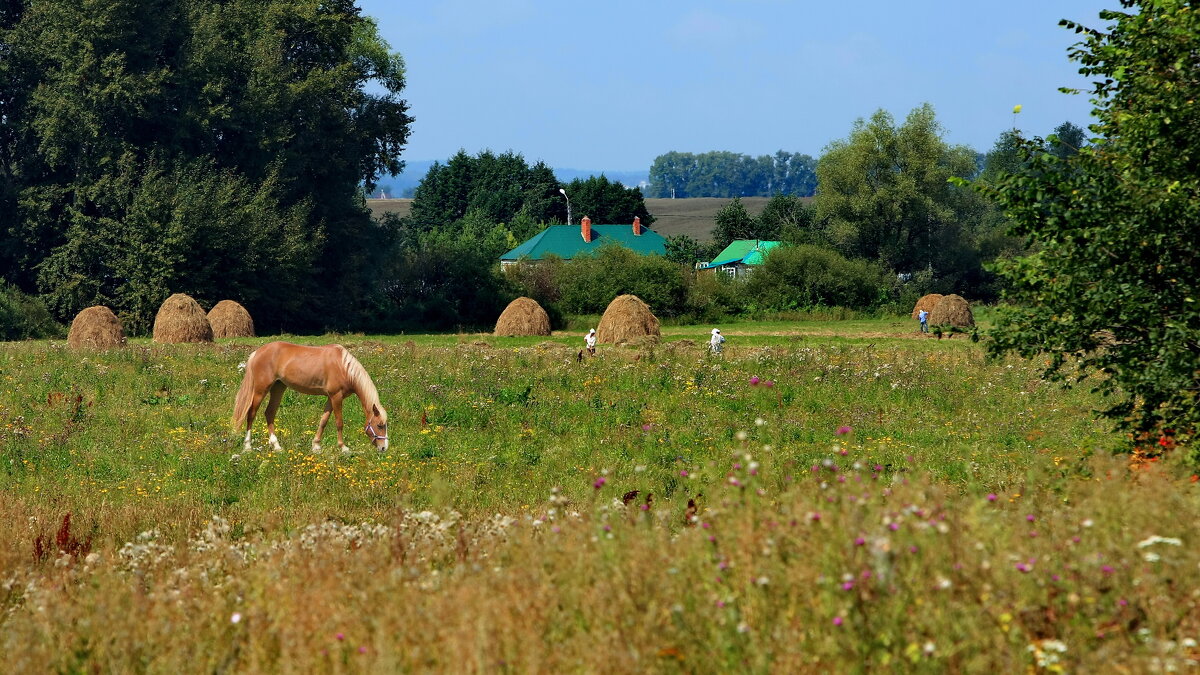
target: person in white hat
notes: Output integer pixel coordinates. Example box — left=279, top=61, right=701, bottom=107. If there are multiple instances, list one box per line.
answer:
left=585, top=328, right=597, bottom=356
left=709, top=328, right=725, bottom=355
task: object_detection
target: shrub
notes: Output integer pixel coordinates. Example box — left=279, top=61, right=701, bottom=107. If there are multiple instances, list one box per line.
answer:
left=743, top=244, right=891, bottom=311
left=0, top=283, right=62, bottom=340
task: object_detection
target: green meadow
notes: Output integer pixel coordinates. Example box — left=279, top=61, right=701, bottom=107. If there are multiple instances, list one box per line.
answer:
left=3, top=316, right=1199, bottom=672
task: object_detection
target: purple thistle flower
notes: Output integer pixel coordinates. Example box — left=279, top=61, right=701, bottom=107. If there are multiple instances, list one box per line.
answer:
left=749, top=376, right=760, bottom=385
left=593, top=476, right=606, bottom=489
left=836, top=425, right=852, bottom=435
left=1102, top=565, right=1114, bottom=575
left=841, top=581, right=854, bottom=591
left=1026, top=514, right=1036, bottom=522
left=854, top=536, right=866, bottom=546
left=888, top=522, right=900, bottom=531
left=987, top=493, right=997, bottom=502
left=833, top=616, right=843, bottom=626
left=680, top=469, right=688, bottom=477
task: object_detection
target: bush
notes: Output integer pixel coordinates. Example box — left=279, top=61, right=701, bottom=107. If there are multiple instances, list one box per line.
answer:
left=0, top=283, right=62, bottom=340
left=743, top=244, right=891, bottom=311
left=557, top=246, right=689, bottom=318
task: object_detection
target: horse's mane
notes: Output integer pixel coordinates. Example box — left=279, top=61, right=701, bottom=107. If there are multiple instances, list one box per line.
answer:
left=340, top=348, right=384, bottom=418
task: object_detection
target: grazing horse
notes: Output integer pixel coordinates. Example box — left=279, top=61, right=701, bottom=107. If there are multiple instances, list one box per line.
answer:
left=231, top=342, right=388, bottom=452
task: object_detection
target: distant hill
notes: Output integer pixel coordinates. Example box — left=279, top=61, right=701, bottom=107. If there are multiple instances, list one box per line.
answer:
left=369, top=160, right=648, bottom=198
left=366, top=196, right=788, bottom=243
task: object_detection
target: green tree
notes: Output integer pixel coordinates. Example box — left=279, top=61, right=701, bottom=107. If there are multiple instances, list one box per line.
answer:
left=815, top=104, right=985, bottom=285
left=982, top=2, right=1200, bottom=451
left=664, top=234, right=707, bottom=266
left=563, top=174, right=653, bottom=227
left=743, top=244, right=890, bottom=311
left=406, top=150, right=562, bottom=234
left=711, top=197, right=774, bottom=251
left=0, top=0, right=412, bottom=332
left=1048, top=121, right=1086, bottom=160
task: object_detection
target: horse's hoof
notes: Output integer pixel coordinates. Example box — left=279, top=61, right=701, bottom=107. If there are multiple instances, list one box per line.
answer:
left=311, top=443, right=322, bottom=453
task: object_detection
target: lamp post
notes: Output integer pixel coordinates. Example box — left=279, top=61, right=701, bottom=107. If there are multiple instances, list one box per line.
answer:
left=559, top=187, right=572, bottom=226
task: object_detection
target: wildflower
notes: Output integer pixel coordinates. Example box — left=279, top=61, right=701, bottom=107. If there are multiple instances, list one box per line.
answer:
left=841, top=581, right=854, bottom=591
left=1136, top=535, right=1183, bottom=548
left=358, top=646, right=367, bottom=654
left=833, top=616, right=844, bottom=626
left=680, top=469, right=689, bottom=477
left=763, top=380, right=774, bottom=387
left=836, top=426, right=852, bottom=435
left=754, top=417, right=766, bottom=427
left=231, top=612, right=242, bottom=624
left=854, top=536, right=866, bottom=546
left=1101, top=565, right=1114, bottom=575
left=1026, top=514, right=1035, bottom=522
left=593, top=477, right=606, bottom=490
left=987, top=493, right=997, bottom=501
left=749, top=376, right=760, bottom=385
left=336, top=633, right=345, bottom=641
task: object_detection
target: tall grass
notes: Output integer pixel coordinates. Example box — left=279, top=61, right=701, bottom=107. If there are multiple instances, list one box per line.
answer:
left=3, top=320, right=1192, bottom=671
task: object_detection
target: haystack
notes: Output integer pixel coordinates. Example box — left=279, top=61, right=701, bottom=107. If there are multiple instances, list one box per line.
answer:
left=152, top=293, right=213, bottom=343
left=596, top=294, right=660, bottom=344
left=494, top=297, right=551, bottom=336
left=67, top=305, right=125, bottom=350
left=911, top=293, right=944, bottom=319
left=207, top=300, right=255, bottom=338
left=929, top=294, right=974, bottom=328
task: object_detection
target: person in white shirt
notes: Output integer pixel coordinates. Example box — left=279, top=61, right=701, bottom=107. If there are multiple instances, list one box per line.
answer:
left=710, top=328, right=725, bottom=355
left=585, top=328, right=597, bottom=355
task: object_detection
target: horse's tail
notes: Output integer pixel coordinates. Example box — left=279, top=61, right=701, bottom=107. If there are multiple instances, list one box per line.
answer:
left=231, top=350, right=258, bottom=431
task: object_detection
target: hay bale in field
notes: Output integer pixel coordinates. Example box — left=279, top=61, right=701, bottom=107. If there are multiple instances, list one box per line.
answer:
left=929, top=294, right=974, bottom=328
left=911, top=293, right=944, bottom=319
left=152, top=293, right=213, bottom=344
left=67, top=305, right=125, bottom=349
left=494, top=297, right=551, bottom=336
left=596, top=294, right=660, bottom=344
left=206, top=300, right=255, bottom=338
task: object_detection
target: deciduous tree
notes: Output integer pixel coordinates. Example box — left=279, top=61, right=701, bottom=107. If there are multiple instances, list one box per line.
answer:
left=982, top=1, right=1200, bottom=451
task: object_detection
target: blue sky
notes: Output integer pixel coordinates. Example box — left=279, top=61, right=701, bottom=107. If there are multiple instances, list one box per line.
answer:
left=358, top=1, right=1115, bottom=173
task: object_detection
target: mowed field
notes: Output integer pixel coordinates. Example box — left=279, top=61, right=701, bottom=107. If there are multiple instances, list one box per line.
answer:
left=3, top=316, right=1200, bottom=671
left=366, top=197, right=777, bottom=241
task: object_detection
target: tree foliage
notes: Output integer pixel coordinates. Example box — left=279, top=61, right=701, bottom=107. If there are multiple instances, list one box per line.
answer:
left=743, top=245, right=890, bottom=311
left=562, top=174, right=653, bottom=227
left=405, top=150, right=561, bottom=234
left=647, top=150, right=816, bottom=198
left=983, top=2, right=1200, bottom=450
left=0, top=0, right=412, bottom=332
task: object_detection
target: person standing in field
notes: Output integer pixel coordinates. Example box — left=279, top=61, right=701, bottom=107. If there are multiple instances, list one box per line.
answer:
left=918, top=309, right=930, bottom=333
left=585, top=328, right=597, bottom=356
left=710, top=328, right=725, bottom=355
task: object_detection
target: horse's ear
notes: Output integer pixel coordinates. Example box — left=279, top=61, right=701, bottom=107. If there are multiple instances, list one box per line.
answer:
left=372, top=403, right=381, bottom=418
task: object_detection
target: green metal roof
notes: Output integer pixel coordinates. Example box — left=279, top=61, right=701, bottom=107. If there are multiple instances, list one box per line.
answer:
left=500, top=224, right=667, bottom=261
left=700, top=240, right=781, bottom=268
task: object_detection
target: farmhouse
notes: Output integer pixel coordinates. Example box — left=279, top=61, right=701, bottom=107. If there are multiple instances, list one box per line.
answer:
left=697, top=239, right=780, bottom=278
left=500, top=216, right=666, bottom=268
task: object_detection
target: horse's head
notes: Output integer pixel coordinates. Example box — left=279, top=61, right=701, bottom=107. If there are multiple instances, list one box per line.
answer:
left=364, top=403, right=388, bottom=452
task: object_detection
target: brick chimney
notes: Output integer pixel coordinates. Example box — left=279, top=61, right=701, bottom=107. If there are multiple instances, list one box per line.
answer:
left=581, top=216, right=593, bottom=243
left=632, top=216, right=643, bottom=236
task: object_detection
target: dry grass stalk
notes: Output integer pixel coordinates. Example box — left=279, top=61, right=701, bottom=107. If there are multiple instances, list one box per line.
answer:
left=67, top=306, right=125, bottom=350
left=596, top=294, right=660, bottom=344
left=494, top=297, right=551, bottom=337
left=929, top=294, right=974, bottom=328
left=911, top=293, right=944, bottom=319
left=152, top=293, right=213, bottom=344
left=206, top=300, right=255, bottom=339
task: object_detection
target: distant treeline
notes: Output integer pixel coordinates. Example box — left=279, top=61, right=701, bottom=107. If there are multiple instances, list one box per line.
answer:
left=646, top=151, right=817, bottom=199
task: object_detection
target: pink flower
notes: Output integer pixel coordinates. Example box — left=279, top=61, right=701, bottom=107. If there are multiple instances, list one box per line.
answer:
left=854, top=536, right=866, bottom=546
left=336, top=633, right=345, bottom=641
left=593, top=477, right=606, bottom=489
left=680, top=469, right=688, bottom=477
left=836, top=426, right=852, bottom=435
left=987, top=493, right=997, bottom=502
left=749, top=376, right=760, bottom=385
left=841, top=581, right=854, bottom=591
left=1026, top=514, right=1036, bottom=522
left=833, top=616, right=843, bottom=626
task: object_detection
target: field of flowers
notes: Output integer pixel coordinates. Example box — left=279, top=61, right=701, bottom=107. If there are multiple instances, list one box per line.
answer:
left=2, top=317, right=1198, bottom=671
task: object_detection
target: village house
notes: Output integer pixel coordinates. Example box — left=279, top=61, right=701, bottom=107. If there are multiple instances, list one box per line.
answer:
left=697, top=239, right=781, bottom=278
left=499, top=216, right=666, bottom=268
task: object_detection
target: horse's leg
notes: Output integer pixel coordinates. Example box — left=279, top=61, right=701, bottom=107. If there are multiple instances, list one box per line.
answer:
left=243, top=389, right=267, bottom=451
left=264, top=382, right=286, bottom=452
left=331, top=393, right=348, bottom=451
left=313, top=398, right=333, bottom=452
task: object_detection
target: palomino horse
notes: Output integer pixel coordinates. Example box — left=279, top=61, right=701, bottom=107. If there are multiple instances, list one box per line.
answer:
left=231, top=342, right=388, bottom=452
